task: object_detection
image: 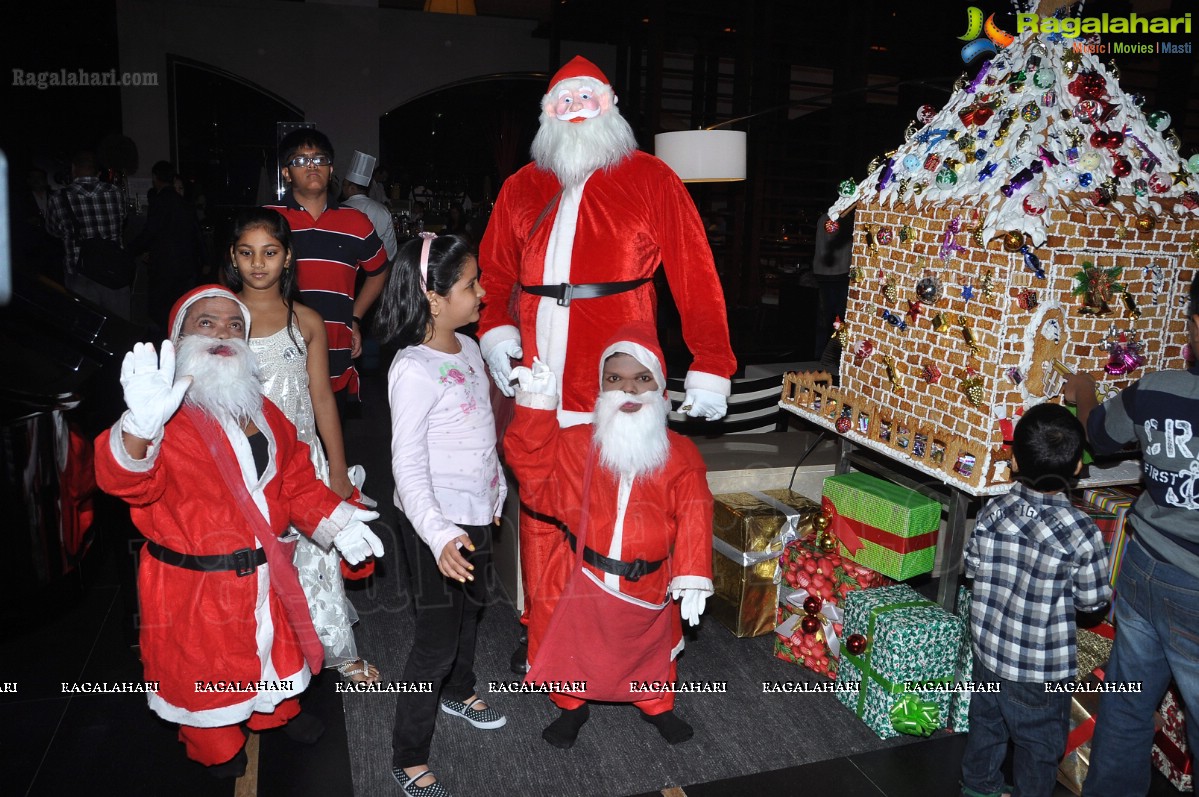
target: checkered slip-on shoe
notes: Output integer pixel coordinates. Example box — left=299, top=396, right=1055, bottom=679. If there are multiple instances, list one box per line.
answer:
left=439, top=696, right=507, bottom=729
left=392, top=768, right=452, bottom=797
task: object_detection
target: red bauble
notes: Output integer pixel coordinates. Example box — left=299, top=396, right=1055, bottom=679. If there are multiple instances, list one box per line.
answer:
left=800, top=615, right=822, bottom=635
left=1089, top=130, right=1109, bottom=148
left=845, top=634, right=868, bottom=655
left=1106, top=131, right=1124, bottom=149
left=824, top=218, right=840, bottom=235
left=802, top=595, right=823, bottom=616
left=835, top=416, right=852, bottom=433
left=1112, top=157, right=1132, bottom=177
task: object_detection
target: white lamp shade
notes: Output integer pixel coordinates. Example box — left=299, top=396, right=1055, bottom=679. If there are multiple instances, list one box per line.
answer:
left=654, top=129, right=746, bottom=183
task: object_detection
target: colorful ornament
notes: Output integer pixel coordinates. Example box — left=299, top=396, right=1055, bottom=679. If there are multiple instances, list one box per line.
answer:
left=1136, top=212, right=1157, bottom=232
left=803, top=595, right=823, bottom=616
left=1002, top=231, right=1025, bottom=252
left=865, top=225, right=880, bottom=257
left=880, top=272, right=898, bottom=303
left=917, top=104, right=937, bottom=125
left=1103, top=329, right=1145, bottom=376
left=1022, top=192, right=1048, bottom=215
left=1147, top=110, right=1172, bottom=131
left=902, top=154, right=920, bottom=171
left=1033, top=67, right=1054, bottom=89
left=839, top=179, right=856, bottom=196
left=1055, top=170, right=1079, bottom=190
left=1073, top=260, right=1124, bottom=315
left=845, top=634, right=867, bottom=656
left=1122, top=292, right=1141, bottom=319
left=980, top=269, right=995, bottom=297
left=940, top=217, right=965, bottom=261
left=1020, top=246, right=1045, bottom=279
left=1187, top=154, right=1199, bottom=173
left=1149, top=172, right=1171, bottom=193
left=932, top=312, right=951, bottom=333
left=834, top=414, right=852, bottom=434
left=1017, top=288, right=1039, bottom=311
left=1132, top=178, right=1148, bottom=196
left=853, top=339, right=875, bottom=365
left=1172, top=166, right=1192, bottom=187
left=922, top=362, right=942, bottom=384
left=1041, top=89, right=1057, bottom=108
left=1005, top=367, right=1024, bottom=385
left=960, top=368, right=985, bottom=407
left=830, top=316, right=850, bottom=348
left=936, top=168, right=958, bottom=186
left=876, top=227, right=894, bottom=246
left=824, top=218, right=840, bottom=235
left=1021, top=102, right=1041, bottom=122
left=880, top=307, right=907, bottom=331
left=898, top=224, right=915, bottom=243
left=915, top=274, right=942, bottom=303
left=1112, top=157, right=1132, bottom=178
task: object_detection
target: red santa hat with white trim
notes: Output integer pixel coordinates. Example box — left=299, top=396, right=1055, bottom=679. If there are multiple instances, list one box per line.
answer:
left=168, top=284, right=251, bottom=342
left=547, top=55, right=612, bottom=94
left=599, top=322, right=667, bottom=392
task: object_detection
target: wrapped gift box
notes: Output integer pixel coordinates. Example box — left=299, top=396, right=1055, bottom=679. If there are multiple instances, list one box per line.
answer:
left=1075, top=486, right=1141, bottom=621
left=779, top=536, right=891, bottom=606
left=949, top=586, right=972, bottom=733
left=1058, top=667, right=1105, bottom=795
left=821, top=473, right=941, bottom=581
left=834, top=584, right=963, bottom=739
left=1154, top=686, right=1193, bottom=792
left=710, top=489, right=819, bottom=637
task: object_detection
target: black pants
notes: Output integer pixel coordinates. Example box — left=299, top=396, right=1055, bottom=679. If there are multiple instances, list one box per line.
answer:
left=392, top=515, right=493, bottom=767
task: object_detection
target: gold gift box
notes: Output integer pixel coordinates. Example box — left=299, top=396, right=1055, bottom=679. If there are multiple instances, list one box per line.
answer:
left=709, top=489, right=819, bottom=638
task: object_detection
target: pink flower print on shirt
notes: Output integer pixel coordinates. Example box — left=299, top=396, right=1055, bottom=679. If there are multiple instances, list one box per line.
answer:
left=438, top=363, right=467, bottom=386
left=460, top=395, right=477, bottom=415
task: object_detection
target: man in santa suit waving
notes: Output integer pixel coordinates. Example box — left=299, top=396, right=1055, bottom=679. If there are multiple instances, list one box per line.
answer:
left=506, top=323, right=714, bottom=749
left=479, top=55, right=734, bottom=667
left=95, top=286, right=383, bottom=777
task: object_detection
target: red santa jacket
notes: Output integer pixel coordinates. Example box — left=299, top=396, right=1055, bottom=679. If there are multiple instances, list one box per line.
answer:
left=505, top=401, right=713, bottom=655
left=95, top=401, right=347, bottom=727
left=478, top=151, right=735, bottom=420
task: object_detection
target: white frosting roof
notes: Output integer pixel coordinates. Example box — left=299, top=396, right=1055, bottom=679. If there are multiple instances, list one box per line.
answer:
left=829, top=29, right=1197, bottom=247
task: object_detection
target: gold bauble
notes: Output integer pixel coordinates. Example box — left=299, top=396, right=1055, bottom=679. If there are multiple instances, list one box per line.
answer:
left=818, top=534, right=838, bottom=553
left=1136, top=212, right=1157, bottom=232
left=814, top=513, right=831, bottom=532
left=1003, top=231, right=1025, bottom=252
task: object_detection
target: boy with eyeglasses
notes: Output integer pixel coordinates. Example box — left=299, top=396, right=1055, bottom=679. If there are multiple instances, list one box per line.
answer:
left=265, top=128, right=388, bottom=409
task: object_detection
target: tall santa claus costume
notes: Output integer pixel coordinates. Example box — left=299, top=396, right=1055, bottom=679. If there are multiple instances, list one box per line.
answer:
left=505, top=323, right=714, bottom=749
left=478, top=56, right=734, bottom=663
left=95, top=285, right=383, bottom=775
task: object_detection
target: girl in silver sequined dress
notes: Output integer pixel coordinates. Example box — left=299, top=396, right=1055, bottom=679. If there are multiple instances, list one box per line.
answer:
left=227, top=208, right=379, bottom=683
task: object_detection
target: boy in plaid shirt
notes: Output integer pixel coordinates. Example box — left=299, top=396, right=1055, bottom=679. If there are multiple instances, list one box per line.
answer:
left=960, top=403, right=1112, bottom=797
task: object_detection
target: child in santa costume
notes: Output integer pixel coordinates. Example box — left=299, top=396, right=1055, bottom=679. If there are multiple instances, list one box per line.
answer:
left=506, top=323, right=714, bottom=749
left=477, top=53, right=735, bottom=671
left=95, top=285, right=383, bottom=777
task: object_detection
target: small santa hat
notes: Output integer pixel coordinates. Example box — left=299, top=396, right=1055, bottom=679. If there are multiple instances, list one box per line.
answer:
left=599, top=322, right=667, bottom=391
left=168, top=284, right=251, bottom=342
left=547, top=55, right=611, bottom=93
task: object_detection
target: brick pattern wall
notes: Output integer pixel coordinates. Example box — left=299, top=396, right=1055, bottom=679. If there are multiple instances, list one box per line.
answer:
left=813, top=199, right=1195, bottom=488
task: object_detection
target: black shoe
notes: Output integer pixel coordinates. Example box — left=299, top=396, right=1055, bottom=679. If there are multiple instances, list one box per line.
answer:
left=207, top=747, right=247, bottom=779
left=283, top=712, right=325, bottom=744
left=542, top=704, right=590, bottom=749
left=641, top=709, right=693, bottom=744
left=510, top=640, right=529, bottom=675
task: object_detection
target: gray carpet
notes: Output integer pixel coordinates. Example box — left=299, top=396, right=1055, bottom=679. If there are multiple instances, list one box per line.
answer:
left=340, top=365, right=914, bottom=796
left=340, top=508, right=915, bottom=797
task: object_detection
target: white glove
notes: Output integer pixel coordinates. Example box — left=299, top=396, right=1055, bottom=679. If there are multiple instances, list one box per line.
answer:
left=484, top=337, right=523, bottom=397
left=347, top=464, right=377, bottom=509
left=681, top=388, right=728, bottom=421
left=332, top=507, right=384, bottom=565
left=119, top=340, right=191, bottom=440
left=673, top=588, right=708, bottom=627
left=510, top=356, right=557, bottom=397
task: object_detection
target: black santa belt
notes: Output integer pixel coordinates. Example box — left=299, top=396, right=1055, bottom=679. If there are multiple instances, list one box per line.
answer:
left=144, top=540, right=267, bottom=577
left=521, top=278, right=650, bottom=307
left=562, top=528, right=665, bottom=582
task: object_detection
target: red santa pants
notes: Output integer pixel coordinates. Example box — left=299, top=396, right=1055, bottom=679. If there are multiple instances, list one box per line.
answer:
left=177, top=696, right=300, bottom=765
left=548, top=660, right=677, bottom=716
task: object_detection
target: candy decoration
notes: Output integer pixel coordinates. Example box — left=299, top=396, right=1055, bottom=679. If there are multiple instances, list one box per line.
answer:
left=881, top=307, right=907, bottom=331
left=882, top=355, right=900, bottom=392
left=1017, top=288, right=1038, bottom=311
left=1020, top=246, right=1045, bottom=279
left=932, top=312, right=951, bottom=333
left=922, top=362, right=942, bottom=384
left=959, top=315, right=979, bottom=355
left=876, top=226, right=894, bottom=246
left=898, top=225, right=915, bottom=243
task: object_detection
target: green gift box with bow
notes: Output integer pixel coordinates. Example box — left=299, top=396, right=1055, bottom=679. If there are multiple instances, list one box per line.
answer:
left=835, top=584, right=963, bottom=739
left=821, top=472, right=942, bottom=581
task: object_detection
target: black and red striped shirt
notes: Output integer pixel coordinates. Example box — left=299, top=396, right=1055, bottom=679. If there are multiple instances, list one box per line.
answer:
left=265, top=192, right=387, bottom=400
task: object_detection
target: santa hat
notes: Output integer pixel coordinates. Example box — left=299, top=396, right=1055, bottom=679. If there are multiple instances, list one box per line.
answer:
left=599, top=322, right=667, bottom=391
left=547, top=55, right=611, bottom=93
left=168, top=285, right=251, bottom=342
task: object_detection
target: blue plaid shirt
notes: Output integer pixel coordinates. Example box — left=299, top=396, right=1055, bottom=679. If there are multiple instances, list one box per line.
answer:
left=964, top=482, right=1111, bottom=682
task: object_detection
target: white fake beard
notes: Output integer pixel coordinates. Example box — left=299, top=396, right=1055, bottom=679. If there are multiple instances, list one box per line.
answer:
left=593, top=389, right=670, bottom=479
left=531, top=105, right=638, bottom=187
left=175, top=334, right=263, bottom=426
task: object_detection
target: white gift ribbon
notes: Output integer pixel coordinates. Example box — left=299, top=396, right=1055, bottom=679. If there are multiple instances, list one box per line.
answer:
left=785, top=588, right=845, bottom=659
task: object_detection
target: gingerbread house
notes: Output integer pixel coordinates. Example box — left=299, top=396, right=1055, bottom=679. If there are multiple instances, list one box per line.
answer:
left=782, top=14, right=1198, bottom=493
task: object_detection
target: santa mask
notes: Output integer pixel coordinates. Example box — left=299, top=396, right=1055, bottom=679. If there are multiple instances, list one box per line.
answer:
left=532, top=56, right=637, bottom=187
